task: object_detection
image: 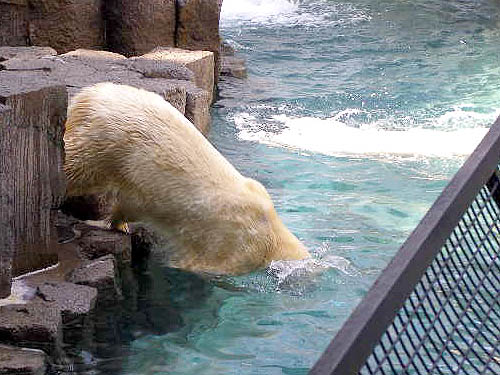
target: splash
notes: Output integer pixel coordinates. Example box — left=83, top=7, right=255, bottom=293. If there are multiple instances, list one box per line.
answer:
left=235, top=106, right=499, bottom=158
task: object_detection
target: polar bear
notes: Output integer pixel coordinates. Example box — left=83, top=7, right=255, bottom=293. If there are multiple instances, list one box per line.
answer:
left=64, top=82, right=310, bottom=275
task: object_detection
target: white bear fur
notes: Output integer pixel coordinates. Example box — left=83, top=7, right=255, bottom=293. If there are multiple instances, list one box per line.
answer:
left=64, top=82, right=310, bottom=275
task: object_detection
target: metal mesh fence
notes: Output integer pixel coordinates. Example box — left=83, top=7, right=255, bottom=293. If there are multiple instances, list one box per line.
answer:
left=360, top=169, right=500, bottom=375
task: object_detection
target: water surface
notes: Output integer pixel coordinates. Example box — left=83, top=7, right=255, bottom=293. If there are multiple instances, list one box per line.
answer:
left=83, top=1, right=500, bottom=374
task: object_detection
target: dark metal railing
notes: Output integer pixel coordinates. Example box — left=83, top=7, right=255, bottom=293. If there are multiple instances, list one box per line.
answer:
left=310, top=117, right=500, bottom=375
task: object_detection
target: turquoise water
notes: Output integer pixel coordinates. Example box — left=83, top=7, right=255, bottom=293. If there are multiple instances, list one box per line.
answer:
left=88, top=1, right=500, bottom=374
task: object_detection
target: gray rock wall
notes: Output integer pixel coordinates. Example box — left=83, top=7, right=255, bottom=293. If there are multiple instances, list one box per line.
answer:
left=0, top=0, right=223, bottom=78
left=176, top=0, right=223, bottom=83
left=105, top=0, right=176, bottom=57
left=0, top=1, right=28, bottom=47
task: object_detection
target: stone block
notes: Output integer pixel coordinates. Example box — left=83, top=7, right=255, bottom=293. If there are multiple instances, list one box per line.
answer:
left=221, top=55, right=247, bottom=79
left=141, top=47, right=215, bottom=103
left=176, top=0, right=222, bottom=83
left=185, top=86, right=211, bottom=134
left=130, top=223, right=162, bottom=260
left=129, top=57, right=195, bottom=82
left=0, top=46, right=57, bottom=61
left=72, top=222, right=132, bottom=264
left=0, top=1, right=29, bottom=47
left=0, top=104, right=14, bottom=299
left=0, top=75, right=67, bottom=285
left=105, top=0, right=176, bottom=56
left=0, top=299, right=62, bottom=357
left=28, top=0, right=105, bottom=53
left=36, top=281, right=97, bottom=324
left=0, top=344, right=47, bottom=375
left=220, top=41, right=247, bottom=79
left=67, top=255, right=122, bottom=302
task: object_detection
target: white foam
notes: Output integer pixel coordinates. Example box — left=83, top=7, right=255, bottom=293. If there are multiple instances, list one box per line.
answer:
left=267, top=254, right=360, bottom=287
left=220, top=0, right=370, bottom=28
left=235, top=107, right=499, bottom=158
left=221, top=0, right=299, bottom=24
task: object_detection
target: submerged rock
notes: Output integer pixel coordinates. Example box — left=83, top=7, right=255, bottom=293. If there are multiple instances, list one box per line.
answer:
left=67, top=255, right=122, bottom=303
left=0, top=299, right=63, bottom=357
left=0, top=344, right=47, bottom=375
left=220, top=42, right=247, bottom=79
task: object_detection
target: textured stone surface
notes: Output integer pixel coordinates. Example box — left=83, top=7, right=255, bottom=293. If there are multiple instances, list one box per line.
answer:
left=140, top=47, right=215, bottom=103
left=36, top=281, right=97, bottom=324
left=0, top=1, right=29, bottom=47
left=130, top=224, right=162, bottom=258
left=0, top=344, right=47, bottom=375
left=220, top=41, right=247, bottom=79
left=28, top=0, right=105, bottom=53
left=0, top=47, right=213, bottom=134
left=0, top=46, right=57, bottom=61
left=221, top=55, right=247, bottom=79
left=105, top=0, right=176, bottom=56
left=0, top=77, right=67, bottom=292
left=129, top=57, right=195, bottom=82
left=185, top=85, right=212, bottom=134
left=0, top=105, right=13, bottom=299
left=67, top=255, right=121, bottom=302
left=176, top=0, right=222, bottom=83
left=0, top=299, right=62, bottom=356
left=72, top=222, right=132, bottom=264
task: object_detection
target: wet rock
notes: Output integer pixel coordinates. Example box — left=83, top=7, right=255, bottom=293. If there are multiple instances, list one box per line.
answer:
left=67, top=255, right=122, bottom=302
left=221, top=41, right=235, bottom=56
left=0, top=344, right=47, bottom=375
left=28, top=0, right=105, bottom=53
left=36, top=282, right=97, bottom=324
left=176, top=0, right=223, bottom=83
left=220, top=41, right=247, bottom=79
left=221, top=55, right=247, bottom=79
left=105, top=0, right=176, bottom=56
left=130, top=224, right=163, bottom=262
left=0, top=299, right=62, bottom=357
left=72, top=222, right=132, bottom=264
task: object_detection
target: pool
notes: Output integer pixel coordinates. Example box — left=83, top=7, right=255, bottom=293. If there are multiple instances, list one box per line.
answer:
left=83, top=1, right=500, bottom=374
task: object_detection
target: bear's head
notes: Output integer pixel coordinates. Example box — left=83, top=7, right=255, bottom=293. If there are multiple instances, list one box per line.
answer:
left=243, top=178, right=310, bottom=264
